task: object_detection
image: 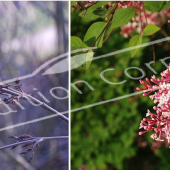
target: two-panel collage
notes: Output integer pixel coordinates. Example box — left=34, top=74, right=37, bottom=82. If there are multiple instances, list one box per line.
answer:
left=1, top=1, right=170, bottom=170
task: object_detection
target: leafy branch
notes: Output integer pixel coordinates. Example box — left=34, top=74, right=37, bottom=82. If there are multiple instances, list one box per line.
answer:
left=71, top=1, right=98, bottom=13
left=87, top=2, right=118, bottom=51
left=71, top=1, right=170, bottom=69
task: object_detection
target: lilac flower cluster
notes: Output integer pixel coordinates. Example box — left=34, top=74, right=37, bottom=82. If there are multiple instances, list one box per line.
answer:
left=137, top=65, right=170, bottom=143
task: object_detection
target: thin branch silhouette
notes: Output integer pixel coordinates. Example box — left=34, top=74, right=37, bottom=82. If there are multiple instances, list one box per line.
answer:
left=0, top=80, right=69, bottom=122
left=0, top=134, right=68, bottom=162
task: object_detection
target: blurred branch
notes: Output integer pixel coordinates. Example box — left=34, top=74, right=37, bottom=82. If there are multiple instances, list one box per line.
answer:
left=30, top=2, right=56, bottom=18
left=55, top=1, right=68, bottom=53
left=0, top=139, right=36, bottom=170
left=0, top=83, right=69, bottom=122
left=0, top=136, right=68, bottom=150
left=0, top=135, right=68, bottom=162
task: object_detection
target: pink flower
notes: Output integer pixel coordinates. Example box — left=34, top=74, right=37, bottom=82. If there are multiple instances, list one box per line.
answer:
left=115, top=1, right=168, bottom=37
left=137, top=64, right=170, bottom=143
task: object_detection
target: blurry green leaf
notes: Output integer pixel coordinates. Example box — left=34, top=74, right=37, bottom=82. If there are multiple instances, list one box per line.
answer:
left=143, top=24, right=160, bottom=36
left=74, top=157, right=83, bottom=168
left=73, top=50, right=94, bottom=69
left=71, top=1, right=77, bottom=12
left=93, top=4, right=116, bottom=18
left=71, top=36, right=94, bottom=69
left=93, top=7, right=107, bottom=16
left=161, top=1, right=170, bottom=10
left=144, top=1, right=166, bottom=12
left=84, top=22, right=106, bottom=47
left=71, top=36, right=85, bottom=51
left=79, top=1, right=109, bottom=21
left=87, top=162, right=95, bottom=170
left=96, top=156, right=106, bottom=169
left=85, top=50, right=94, bottom=69
left=71, top=49, right=94, bottom=70
left=111, top=7, right=135, bottom=28
left=71, top=1, right=76, bottom=5
left=129, top=34, right=142, bottom=58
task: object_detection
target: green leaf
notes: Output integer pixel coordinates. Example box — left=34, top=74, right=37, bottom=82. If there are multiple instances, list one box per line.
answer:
left=110, top=7, right=135, bottom=28
left=71, top=36, right=94, bottom=69
left=85, top=50, right=94, bottom=69
left=96, top=155, right=106, bottom=169
left=93, top=7, right=107, bottom=17
left=93, top=4, right=117, bottom=18
left=161, top=2, right=170, bottom=10
left=84, top=22, right=106, bottom=47
left=129, top=35, right=142, bottom=58
left=71, top=1, right=77, bottom=12
left=143, top=24, right=161, bottom=36
left=79, top=1, right=109, bottom=21
left=144, top=1, right=166, bottom=12
left=71, top=36, right=85, bottom=51
left=71, top=1, right=76, bottom=5
left=72, top=50, right=94, bottom=70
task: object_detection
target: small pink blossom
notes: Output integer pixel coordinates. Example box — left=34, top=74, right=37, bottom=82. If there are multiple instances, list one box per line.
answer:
left=114, top=1, right=169, bottom=37
left=137, top=64, right=170, bottom=143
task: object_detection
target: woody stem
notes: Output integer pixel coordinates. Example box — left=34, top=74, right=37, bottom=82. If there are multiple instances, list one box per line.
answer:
left=1, top=87, right=69, bottom=122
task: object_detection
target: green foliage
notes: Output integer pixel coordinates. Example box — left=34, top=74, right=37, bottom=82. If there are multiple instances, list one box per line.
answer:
left=71, top=50, right=94, bottom=70
left=71, top=3, right=170, bottom=169
left=129, top=34, right=143, bottom=58
left=71, top=24, right=161, bottom=169
left=143, top=24, right=161, bottom=36
left=144, top=1, right=166, bottom=12
left=79, top=1, right=109, bottom=21
left=71, top=1, right=77, bottom=12
left=161, top=1, right=170, bottom=10
left=93, top=4, right=116, bottom=18
left=71, top=59, right=141, bottom=169
left=71, top=36, right=94, bottom=69
left=111, top=7, right=135, bottom=28
left=93, top=7, right=107, bottom=17
left=84, top=22, right=106, bottom=47
left=155, top=149, right=170, bottom=170
left=71, top=21, right=107, bottom=69
left=71, top=36, right=86, bottom=51
left=71, top=1, right=170, bottom=68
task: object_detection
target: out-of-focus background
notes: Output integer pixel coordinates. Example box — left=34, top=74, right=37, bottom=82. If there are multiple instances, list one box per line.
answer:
left=71, top=3, right=170, bottom=170
left=0, top=1, right=68, bottom=170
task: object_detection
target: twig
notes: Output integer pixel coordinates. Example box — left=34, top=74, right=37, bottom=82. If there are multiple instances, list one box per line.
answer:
left=139, top=5, right=143, bottom=34
left=0, top=139, right=36, bottom=170
left=0, top=135, right=68, bottom=162
left=0, top=136, right=68, bottom=150
left=152, top=44, right=156, bottom=65
left=0, top=86, right=69, bottom=122
left=143, top=8, right=148, bottom=25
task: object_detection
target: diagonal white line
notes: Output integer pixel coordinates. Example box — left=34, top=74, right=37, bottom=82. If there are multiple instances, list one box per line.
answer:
left=93, top=36, right=170, bottom=61
left=0, top=91, right=143, bottom=132
left=71, top=91, right=143, bottom=113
